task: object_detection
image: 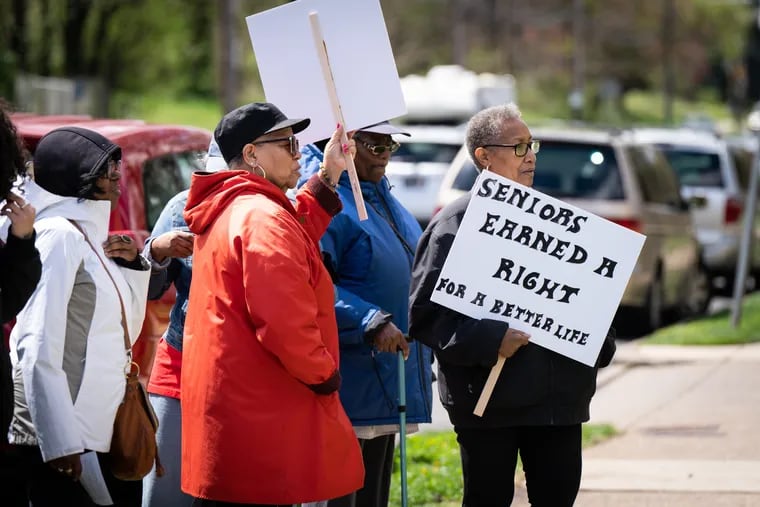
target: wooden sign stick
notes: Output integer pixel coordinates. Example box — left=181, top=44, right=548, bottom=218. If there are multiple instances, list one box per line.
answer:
left=309, top=11, right=368, bottom=221
left=473, top=355, right=505, bottom=417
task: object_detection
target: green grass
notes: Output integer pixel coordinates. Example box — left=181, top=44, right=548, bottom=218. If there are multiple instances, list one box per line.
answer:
left=110, top=85, right=738, bottom=136
left=624, top=90, right=734, bottom=128
left=644, top=292, right=760, bottom=346
left=388, top=424, right=617, bottom=506
left=112, top=93, right=222, bottom=131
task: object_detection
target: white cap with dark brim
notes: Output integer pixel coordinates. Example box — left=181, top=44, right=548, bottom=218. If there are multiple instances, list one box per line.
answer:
left=359, top=121, right=411, bottom=137
left=205, top=139, right=228, bottom=172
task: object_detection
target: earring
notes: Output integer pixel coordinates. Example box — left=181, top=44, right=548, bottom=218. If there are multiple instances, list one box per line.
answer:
left=253, top=163, right=267, bottom=180
left=484, top=165, right=491, bottom=172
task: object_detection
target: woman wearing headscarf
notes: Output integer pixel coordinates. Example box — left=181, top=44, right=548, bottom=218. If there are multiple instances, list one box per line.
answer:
left=7, top=127, right=151, bottom=506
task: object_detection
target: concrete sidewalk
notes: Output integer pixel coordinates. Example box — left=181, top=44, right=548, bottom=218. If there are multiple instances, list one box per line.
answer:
left=423, top=341, right=760, bottom=505
left=519, top=341, right=760, bottom=506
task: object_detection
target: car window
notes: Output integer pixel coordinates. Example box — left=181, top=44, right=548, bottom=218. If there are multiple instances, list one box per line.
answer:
left=393, top=142, right=461, bottom=164
left=143, top=151, right=204, bottom=230
left=452, top=161, right=480, bottom=191
left=658, top=147, right=723, bottom=187
left=533, top=141, right=624, bottom=199
left=628, top=145, right=682, bottom=205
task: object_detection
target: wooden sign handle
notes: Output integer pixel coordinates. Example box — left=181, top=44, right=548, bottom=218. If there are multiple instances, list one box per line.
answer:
left=309, top=11, right=368, bottom=221
left=473, top=355, right=505, bottom=417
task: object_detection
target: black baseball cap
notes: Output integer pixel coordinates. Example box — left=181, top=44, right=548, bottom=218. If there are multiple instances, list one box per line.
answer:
left=214, top=102, right=310, bottom=163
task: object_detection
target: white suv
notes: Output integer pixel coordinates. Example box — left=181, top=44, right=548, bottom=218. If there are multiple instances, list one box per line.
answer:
left=437, top=127, right=710, bottom=333
left=384, top=125, right=465, bottom=227
left=634, top=128, right=760, bottom=294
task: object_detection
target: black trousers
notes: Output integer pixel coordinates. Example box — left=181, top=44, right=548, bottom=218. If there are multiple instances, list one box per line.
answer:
left=328, top=433, right=396, bottom=507
left=455, top=424, right=582, bottom=507
left=192, top=499, right=291, bottom=507
left=7, top=444, right=142, bottom=507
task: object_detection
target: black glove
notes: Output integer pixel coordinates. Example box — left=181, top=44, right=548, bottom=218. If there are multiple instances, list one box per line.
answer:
left=306, top=369, right=341, bottom=395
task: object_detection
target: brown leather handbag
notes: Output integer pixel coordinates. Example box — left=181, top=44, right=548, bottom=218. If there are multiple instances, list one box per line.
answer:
left=108, top=360, right=162, bottom=480
left=70, top=220, right=163, bottom=481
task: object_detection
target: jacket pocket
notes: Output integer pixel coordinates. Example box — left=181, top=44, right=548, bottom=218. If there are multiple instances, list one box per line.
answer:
left=482, top=345, right=551, bottom=410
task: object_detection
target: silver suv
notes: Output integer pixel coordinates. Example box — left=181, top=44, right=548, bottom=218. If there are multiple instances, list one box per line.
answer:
left=634, top=128, right=760, bottom=294
left=437, top=127, right=710, bottom=333
left=385, top=125, right=465, bottom=227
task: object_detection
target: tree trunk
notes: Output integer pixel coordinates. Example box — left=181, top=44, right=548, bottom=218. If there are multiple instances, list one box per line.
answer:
left=11, top=0, right=27, bottom=71
left=64, top=0, right=91, bottom=76
left=662, top=0, right=675, bottom=125
left=451, top=0, right=467, bottom=66
left=218, top=0, right=240, bottom=113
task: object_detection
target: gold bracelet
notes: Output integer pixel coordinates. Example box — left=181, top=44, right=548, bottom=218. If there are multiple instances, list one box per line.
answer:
left=318, top=163, right=338, bottom=189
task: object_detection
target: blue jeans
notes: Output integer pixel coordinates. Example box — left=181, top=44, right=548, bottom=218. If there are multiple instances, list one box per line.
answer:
left=142, top=394, right=193, bottom=507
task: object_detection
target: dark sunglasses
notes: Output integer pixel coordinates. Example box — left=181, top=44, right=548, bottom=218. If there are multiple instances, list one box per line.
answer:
left=253, top=136, right=300, bottom=157
left=356, top=138, right=401, bottom=156
left=482, top=140, right=541, bottom=157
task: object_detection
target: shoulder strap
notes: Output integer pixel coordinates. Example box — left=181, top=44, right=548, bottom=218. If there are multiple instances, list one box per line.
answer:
left=364, top=198, right=416, bottom=259
left=67, top=220, right=132, bottom=360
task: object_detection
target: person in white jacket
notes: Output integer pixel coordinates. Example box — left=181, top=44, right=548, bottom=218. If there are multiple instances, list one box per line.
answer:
left=6, top=127, right=150, bottom=507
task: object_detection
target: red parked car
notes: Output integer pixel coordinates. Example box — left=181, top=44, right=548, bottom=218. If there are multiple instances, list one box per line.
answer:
left=10, top=114, right=212, bottom=381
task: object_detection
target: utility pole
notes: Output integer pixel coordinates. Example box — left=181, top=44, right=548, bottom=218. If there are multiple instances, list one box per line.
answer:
left=662, top=0, right=676, bottom=124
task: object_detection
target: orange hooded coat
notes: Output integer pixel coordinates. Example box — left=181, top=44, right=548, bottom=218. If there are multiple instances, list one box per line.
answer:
left=180, top=170, right=364, bottom=504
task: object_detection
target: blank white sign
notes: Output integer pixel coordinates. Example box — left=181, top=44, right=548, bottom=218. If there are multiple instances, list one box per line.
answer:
left=246, top=0, right=407, bottom=143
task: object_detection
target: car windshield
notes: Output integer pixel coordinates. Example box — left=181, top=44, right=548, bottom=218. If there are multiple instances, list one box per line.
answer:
left=658, top=148, right=723, bottom=187
left=452, top=141, right=624, bottom=200
left=393, top=142, right=461, bottom=164
left=533, top=142, right=623, bottom=199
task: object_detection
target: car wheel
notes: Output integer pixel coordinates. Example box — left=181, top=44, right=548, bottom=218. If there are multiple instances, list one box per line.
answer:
left=686, top=264, right=712, bottom=317
left=642, top=275, right=663, bottom=333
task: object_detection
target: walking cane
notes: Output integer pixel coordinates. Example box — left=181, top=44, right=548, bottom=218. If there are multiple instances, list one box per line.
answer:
left=397, top=348, right=408, bottom=507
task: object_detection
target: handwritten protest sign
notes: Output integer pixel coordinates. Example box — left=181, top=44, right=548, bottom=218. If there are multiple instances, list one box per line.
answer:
left=246, top=0, right=406, bottom=144
left=431, top=171, right=645, bottom=367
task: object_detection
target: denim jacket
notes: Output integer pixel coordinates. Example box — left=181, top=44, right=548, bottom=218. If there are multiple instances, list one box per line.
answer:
left=143, top=190, right=192, bottom=351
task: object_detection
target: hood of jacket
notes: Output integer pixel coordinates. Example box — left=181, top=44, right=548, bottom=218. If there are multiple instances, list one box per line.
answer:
left=0, top=178, right=111, bottom=244
left=184, top=170, right=296, bottom=235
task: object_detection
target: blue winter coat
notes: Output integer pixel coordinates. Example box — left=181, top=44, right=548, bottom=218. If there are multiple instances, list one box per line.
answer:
left=299, top=146, right=433, bottom=426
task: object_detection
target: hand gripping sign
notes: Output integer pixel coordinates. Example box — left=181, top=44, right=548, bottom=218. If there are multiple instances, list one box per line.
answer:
left=247, top=0, right=407, bottom=220
left=430, top=171, right=645, bottom=416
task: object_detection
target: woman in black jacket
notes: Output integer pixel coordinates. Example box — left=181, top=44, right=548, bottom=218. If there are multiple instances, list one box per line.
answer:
left=409, top=103, right=615, bottom=507
left=0, top=102, right=41, bottom=435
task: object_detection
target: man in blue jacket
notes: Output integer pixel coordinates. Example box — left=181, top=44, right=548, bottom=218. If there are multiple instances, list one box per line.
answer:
left=299, top=121, right=433, bottom=507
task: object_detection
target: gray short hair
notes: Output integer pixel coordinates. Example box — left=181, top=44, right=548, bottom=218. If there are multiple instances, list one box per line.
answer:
left=465, top=103, right=523, bottom=170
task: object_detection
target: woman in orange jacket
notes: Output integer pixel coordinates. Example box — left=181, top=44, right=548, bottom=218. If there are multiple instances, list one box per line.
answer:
left=181, top=103, right=364, bottom=506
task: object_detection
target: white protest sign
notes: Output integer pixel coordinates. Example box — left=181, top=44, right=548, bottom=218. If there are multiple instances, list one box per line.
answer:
left=246, top=0, right=406, bottom=144
left=431, top=171, right=645, bottom=367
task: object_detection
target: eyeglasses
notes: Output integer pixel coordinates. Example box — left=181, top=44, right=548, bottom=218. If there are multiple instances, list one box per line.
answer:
left=482, top=140, right=541, bottom=157
left=99, top=159, right=122, bottom=181
left=356, top=138, right=401, bottom=156
left=253, top=136, right=300, bottom=157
